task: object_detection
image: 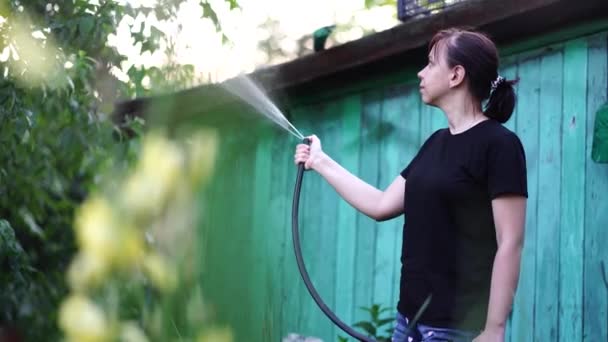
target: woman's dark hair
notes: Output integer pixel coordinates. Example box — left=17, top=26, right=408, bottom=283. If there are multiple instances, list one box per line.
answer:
left=429, top=28, right=518, bottom=123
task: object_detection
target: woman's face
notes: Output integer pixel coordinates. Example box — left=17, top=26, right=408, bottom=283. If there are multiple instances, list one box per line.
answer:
left=417, top=42, right=452, bottom=106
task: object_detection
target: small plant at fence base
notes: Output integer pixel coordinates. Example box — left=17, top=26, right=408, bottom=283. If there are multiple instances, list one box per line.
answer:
left=338, top=304, right=395, bottom=342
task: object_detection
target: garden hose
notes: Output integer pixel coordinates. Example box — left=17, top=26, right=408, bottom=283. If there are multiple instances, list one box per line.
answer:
left=292, top=137, right=375, bottom=342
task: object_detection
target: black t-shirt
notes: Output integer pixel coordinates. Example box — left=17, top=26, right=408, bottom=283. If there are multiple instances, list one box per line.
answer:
left=398, top=119, right=528, bottom=331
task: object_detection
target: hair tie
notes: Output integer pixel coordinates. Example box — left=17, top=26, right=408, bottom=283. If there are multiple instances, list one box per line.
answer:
left=490, top=76, right=505, bottom=94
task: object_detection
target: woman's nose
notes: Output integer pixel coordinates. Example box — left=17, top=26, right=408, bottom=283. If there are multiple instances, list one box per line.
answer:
left=417, top=67, right=425, bottom=80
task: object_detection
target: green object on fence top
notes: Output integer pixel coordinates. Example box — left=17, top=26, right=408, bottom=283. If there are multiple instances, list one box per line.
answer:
left=592, top=103, right=608, bottom=163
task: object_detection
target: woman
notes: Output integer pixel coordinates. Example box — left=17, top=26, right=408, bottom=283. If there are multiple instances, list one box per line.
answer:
left=294, top=28, right=527, bottom=342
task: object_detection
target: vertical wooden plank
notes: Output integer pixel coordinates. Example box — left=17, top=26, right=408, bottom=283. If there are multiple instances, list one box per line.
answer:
left=257, top=126, right=301, bottom=341
left=372, top=86, right=403, bottom=317
left=583, top=34, right=608, bottom=342
left=534, top=49, right=563, bottom=342
left=499, top=57, right=519, bottom=342
left=294, top=102, right=340, bottom=341
left=510, top=55, right=541, bottom=341
left=430, top=106, right=447, bottom=132
left=220, top=138, right=244, bottom=332
left=500, top=62, right=519, bottom=132
left=228, top=135, right=259, bottom=339
left=499, top=58, right=518, bottom=342
left=279, top=123, right=305, bottom=339
left=203, top=136, right=235, bottom=335
left=559, top=39, right=587, bottom=342
left=297, top=104, right=324, bottom=338
left=298, top=104, right=319, bottom=338
left=419, top=98, right=434, bottom=143
left=353, top=90, right=382, bottom=325
left=283, top=106, right=311, bottom=336
left=200, top=133, right=237, bottom=333
left=267, top=128, right=294, bottom=340
left=310, top=101, right=340, bottom=341
left=500, top=57, right=519, bottom=342
left=252, top=127, right=275, bottom=340
left=334, top=94, right=362, bottom=335
left=245, top=139, right=262, bottom=340
left=391, top=85, right=422, bottom=308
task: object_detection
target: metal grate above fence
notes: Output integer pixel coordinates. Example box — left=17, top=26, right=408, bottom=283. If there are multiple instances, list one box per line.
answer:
left=398, top=0, right=469, bottom=21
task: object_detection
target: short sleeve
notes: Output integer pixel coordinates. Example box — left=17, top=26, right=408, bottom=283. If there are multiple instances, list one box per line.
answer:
left=401, top=129, right=442, bottom=179
left=487, top=133, right=528, bottom=199
left=401, top=153, right=420, bottom=179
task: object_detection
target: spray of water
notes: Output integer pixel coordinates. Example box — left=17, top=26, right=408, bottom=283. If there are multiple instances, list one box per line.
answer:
left=222, top=75, right=305, bottom=140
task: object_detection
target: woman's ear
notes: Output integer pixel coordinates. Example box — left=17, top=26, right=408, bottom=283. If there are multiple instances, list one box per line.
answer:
left=449, top=65, right=466, bottom=88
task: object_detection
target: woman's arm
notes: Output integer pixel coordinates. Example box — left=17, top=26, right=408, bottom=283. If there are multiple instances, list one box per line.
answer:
left=314, top=153, right=405, bottom=221
left=295, top=135, right=405, bottom=221
left=474, top=195, right=526, bottom=341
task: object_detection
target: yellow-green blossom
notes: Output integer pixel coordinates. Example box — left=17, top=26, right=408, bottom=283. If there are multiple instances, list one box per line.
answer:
left=59, top=295, right=109, bottom=342
left=67, top=252, right=109, bottom=291
left=75, top=196, right=120, bottom=264
left=123, top=132, right=184, bottom=215
left=186, top=130, right=218, bottom=186
left=143, top=253, right=177, bottom=292
left=74, top=196, right=144, bottom=271
left=114, top=227, right=146, bottom=268
left=197, top=327, right=233, bottom=342
left=119, top=321, right=149, bottom=342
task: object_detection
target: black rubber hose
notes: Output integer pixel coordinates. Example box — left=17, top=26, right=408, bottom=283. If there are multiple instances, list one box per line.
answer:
left=292, top=138, right=375, bottom=342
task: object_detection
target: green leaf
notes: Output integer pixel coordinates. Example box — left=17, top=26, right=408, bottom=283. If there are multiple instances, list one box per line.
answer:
left=353, top=321, right=376, bottom=336
left=19, top=208, right=45, bottom=240
left=0, top=219, right=27, bottom=262
left=379, top=307, right=393, bottom=314
left=141, top=40, right=159, bottom=54
left=359, top=305, right=372, bottom=313
left=226, top=0, right=239, bottom=10
left=377, top=317, right=395, bottom=327
left=78, top=16, right=94, bottom=38
left=200, top=2, right=221, bottom=31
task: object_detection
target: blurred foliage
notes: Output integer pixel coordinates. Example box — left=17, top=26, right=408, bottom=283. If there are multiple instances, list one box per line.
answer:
left=256, top=1, right=399, bottom=65
left=0, top=0, right=237, bottom=340
left=255, top=0, right=462, bottom=65
left=59, top=129, right=223, bottom=342
left=364, top=0, right=397, bottom=8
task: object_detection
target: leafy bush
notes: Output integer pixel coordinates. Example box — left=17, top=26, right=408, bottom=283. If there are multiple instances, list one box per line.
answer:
left=58, top=129, right=223, bottom=342
left=0, top=0, right=236, bottom=339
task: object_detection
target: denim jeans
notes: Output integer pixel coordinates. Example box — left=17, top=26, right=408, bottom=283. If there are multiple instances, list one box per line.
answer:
left=391, top=312, right=477, bottom=342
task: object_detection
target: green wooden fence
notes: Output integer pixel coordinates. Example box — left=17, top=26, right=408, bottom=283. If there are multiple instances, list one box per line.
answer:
left=196, top=30, right=608, bottom=342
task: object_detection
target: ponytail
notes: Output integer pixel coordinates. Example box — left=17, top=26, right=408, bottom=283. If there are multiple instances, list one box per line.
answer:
left=484, top=77, right=519, bottom=123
